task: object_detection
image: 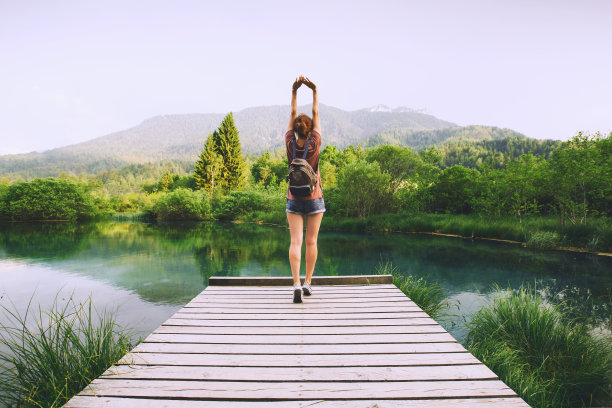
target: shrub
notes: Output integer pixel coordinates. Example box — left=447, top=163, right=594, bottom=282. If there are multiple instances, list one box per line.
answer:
left=335, top=160, right=393, bottom=218
left=467, top=286, right=612, bottom=407
left=0, top=178, right=98, bottom=221
left=148, top=188, right=212, bottom=220
left=214, top=189, right=285, bottom=220
left=0, top=295, right=135, bottom=408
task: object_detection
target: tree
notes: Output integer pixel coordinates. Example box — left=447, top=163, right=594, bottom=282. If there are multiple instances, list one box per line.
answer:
left=211, top=113, right=246, bottom=192
left=336, top=160, right=392, bottom=218
left=427, top=165, right=478, bottom=214
left=251, top=151, right=287, bottom=188
left=159, top=172, right=173, bottom=191
left=550, top=132, right=610, bottom=226
left=503, top=154, right=550, bottom=221
left=365, top=145, right=424, bottom=192
left=194, top=134, right=223, bottom=193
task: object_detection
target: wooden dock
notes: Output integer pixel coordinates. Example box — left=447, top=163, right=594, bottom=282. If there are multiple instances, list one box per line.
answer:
left=64, top=275, right=529, bottom=407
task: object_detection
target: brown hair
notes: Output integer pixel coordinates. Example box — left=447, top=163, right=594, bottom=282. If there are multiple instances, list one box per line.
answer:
left=293, top=114, right=313, bottom=139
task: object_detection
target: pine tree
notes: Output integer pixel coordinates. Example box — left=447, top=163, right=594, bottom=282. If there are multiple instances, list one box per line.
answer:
left=159, top=172, right=173, bottom=191
left=194, top=134, right=223, bottom=193
left=211, top=113, right=246, bottom=192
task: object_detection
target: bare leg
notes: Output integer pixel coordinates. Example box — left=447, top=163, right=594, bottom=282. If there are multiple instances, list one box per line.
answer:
left=287, top=212, right=304, bottom=285
left=304, top=212, right=324, bottom=284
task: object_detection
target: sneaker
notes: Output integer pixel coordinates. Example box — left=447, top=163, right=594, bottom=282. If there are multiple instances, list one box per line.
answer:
left=293, top=283, right=303, bottom=303
left=302, top=281, right=312, bottom=296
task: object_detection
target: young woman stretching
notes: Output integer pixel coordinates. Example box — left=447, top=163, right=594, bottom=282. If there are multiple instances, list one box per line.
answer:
left=286, top=76, right=325, bottom=303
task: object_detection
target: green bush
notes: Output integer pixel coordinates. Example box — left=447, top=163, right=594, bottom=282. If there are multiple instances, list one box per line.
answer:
left=467, top=287, right=612, bottom=407
left=0, top=295, right=135, bottom=408
left=335, top=160, right=393, bottom=218
left=214, top=189, right=285, bottom=220
left=0, top=178, right=98, bottom=221
left=148, top=188, right=212, bottom=220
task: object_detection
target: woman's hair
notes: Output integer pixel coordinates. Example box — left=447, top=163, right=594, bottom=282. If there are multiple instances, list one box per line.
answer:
left=293, top=114, right=313, bottom=139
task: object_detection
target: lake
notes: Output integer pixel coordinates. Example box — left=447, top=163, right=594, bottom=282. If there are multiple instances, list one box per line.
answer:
left=0, top=220, right=610, bottom=343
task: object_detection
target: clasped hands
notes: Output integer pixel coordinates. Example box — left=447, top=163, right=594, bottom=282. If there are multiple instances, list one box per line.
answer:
left=293, top=75, right=316, bottom=92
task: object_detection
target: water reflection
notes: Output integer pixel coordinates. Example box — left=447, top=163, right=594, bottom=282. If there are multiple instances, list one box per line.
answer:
left=0, top=221, right=610, bottom=341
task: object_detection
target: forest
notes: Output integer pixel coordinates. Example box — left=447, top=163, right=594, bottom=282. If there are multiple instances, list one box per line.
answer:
left=0, top=113, right=610, bottom=252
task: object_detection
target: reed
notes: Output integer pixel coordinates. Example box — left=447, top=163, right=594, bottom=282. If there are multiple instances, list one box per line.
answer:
left=375, top=261, right=447, bottom=320
left=466, top=286, right=612, bottom=407
left=0, top=294, right=135, bottom=408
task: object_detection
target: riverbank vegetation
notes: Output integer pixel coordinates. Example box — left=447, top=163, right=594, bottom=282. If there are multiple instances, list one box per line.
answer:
left=0, top=295, right=135, bottom=408
left=375, top=261, right=447, bottom=319
left=467, top=286, right=611, bottom=407
left=1, top=113, right=610, bottom=252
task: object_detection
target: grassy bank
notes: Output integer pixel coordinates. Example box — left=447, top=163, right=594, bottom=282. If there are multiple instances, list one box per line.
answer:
left=0, top=296, right=136, bottom=408
left=466, top=286, right=611, bottom=407
left=234, top=209, right=612, bottom=253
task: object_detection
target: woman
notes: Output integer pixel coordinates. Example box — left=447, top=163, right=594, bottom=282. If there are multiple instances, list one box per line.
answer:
left=286, top=76, right=324, bottom=303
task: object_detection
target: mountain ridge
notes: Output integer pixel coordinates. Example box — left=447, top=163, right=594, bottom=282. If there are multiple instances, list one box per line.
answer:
left=0, top=104, right=528, bottom=180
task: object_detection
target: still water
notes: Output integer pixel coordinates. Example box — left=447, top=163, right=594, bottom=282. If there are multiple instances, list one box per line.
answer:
left=0, top=221, right=610, bottom=343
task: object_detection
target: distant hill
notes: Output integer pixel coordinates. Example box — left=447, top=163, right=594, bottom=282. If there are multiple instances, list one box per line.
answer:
left=1, top=105, right=553, bottom=180
left=0, top=104, right=456, bottom=180
left=436, top=135, right=562, bottom=169
left=363, top=125, right=528, bottom=150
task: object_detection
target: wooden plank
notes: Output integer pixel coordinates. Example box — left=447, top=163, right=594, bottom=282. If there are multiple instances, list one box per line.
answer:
left=195, top=292, right=407, bottom=299
left=81, top=379, right=518, bottom=399
left=143, top=332, right=457, bottom=344
left=134, top=342, right=466, bottom=355
left=200, top=288, right=405, bottom=295
left=171, top=312, right=429, bottom=320
left=184, top=300, right=419, bottom=309
left=131, top=342, right=468, bottom=354
left=204, top=284, right=398, bottom=291
left=209, top=275, right=393, bottom=286
left=188, top=296, right=412, bottom=304
left=162, top=317, right=439, bottom=326
left=100, top=364, right=498, bottom=381
left=153, top=325, right=445, bottom=335
left=178, top=305, right=423, bottom=314
left=119, top=352, right=478, bottom=366
left=64, top=396, right=531, bottom=408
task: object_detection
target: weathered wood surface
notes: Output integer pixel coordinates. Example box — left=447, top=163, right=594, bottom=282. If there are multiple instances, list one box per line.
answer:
left=64, top=276, right=528, bottom=407
left=64, top=396, right=531, bottom=408
left=208, top=275, right=393, bottom=285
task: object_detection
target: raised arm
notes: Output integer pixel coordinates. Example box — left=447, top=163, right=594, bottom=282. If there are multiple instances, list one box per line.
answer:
left=288, top=77, right=302, bottom=131
left=302, top=77, right=320, bottom=133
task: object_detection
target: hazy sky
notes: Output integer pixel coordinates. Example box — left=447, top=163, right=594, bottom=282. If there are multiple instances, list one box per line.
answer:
left=1, top=0, right=611, bottom=155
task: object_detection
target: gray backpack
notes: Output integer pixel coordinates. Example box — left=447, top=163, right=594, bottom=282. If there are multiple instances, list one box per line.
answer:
left=288, top=137, right=318, bottom=197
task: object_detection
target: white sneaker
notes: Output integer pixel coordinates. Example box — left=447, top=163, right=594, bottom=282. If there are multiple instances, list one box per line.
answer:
left=302, top=281, right=312, bottom=296
left=293, top=283, right=303, bottom=303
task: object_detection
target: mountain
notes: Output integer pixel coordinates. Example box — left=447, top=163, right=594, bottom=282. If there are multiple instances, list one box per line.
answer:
left=0, top=104, right=457, bottom=179
left=0, top=105, right=537, bottom=181
left=363, top=125, right=528, bottom=151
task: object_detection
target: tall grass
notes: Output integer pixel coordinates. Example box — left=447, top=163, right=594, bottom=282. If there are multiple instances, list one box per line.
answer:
left=0, top=294, right=135, bottom=408
left=466, top=286, right=612, bottom=407
left=375, top=261, right=447, bottom=320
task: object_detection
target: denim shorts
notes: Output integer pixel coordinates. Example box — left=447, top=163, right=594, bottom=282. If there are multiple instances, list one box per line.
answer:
left=286, top=198, right=326, bottom=216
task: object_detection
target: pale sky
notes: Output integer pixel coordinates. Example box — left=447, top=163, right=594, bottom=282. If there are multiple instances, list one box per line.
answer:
left=1, top=0, right=611, bottom=155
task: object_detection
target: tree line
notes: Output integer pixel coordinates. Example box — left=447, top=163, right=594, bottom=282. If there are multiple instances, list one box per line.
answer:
left=1, top=112, right=610, bottom=237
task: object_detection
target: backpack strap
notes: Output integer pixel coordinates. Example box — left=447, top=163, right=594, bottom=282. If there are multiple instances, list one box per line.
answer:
left=291, top=136, right=311, bottom=161
left=291, top=135, right=318, bottom=173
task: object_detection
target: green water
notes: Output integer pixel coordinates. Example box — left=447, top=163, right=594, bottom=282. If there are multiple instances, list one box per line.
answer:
left=0, top=221, right=610, bottom=342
